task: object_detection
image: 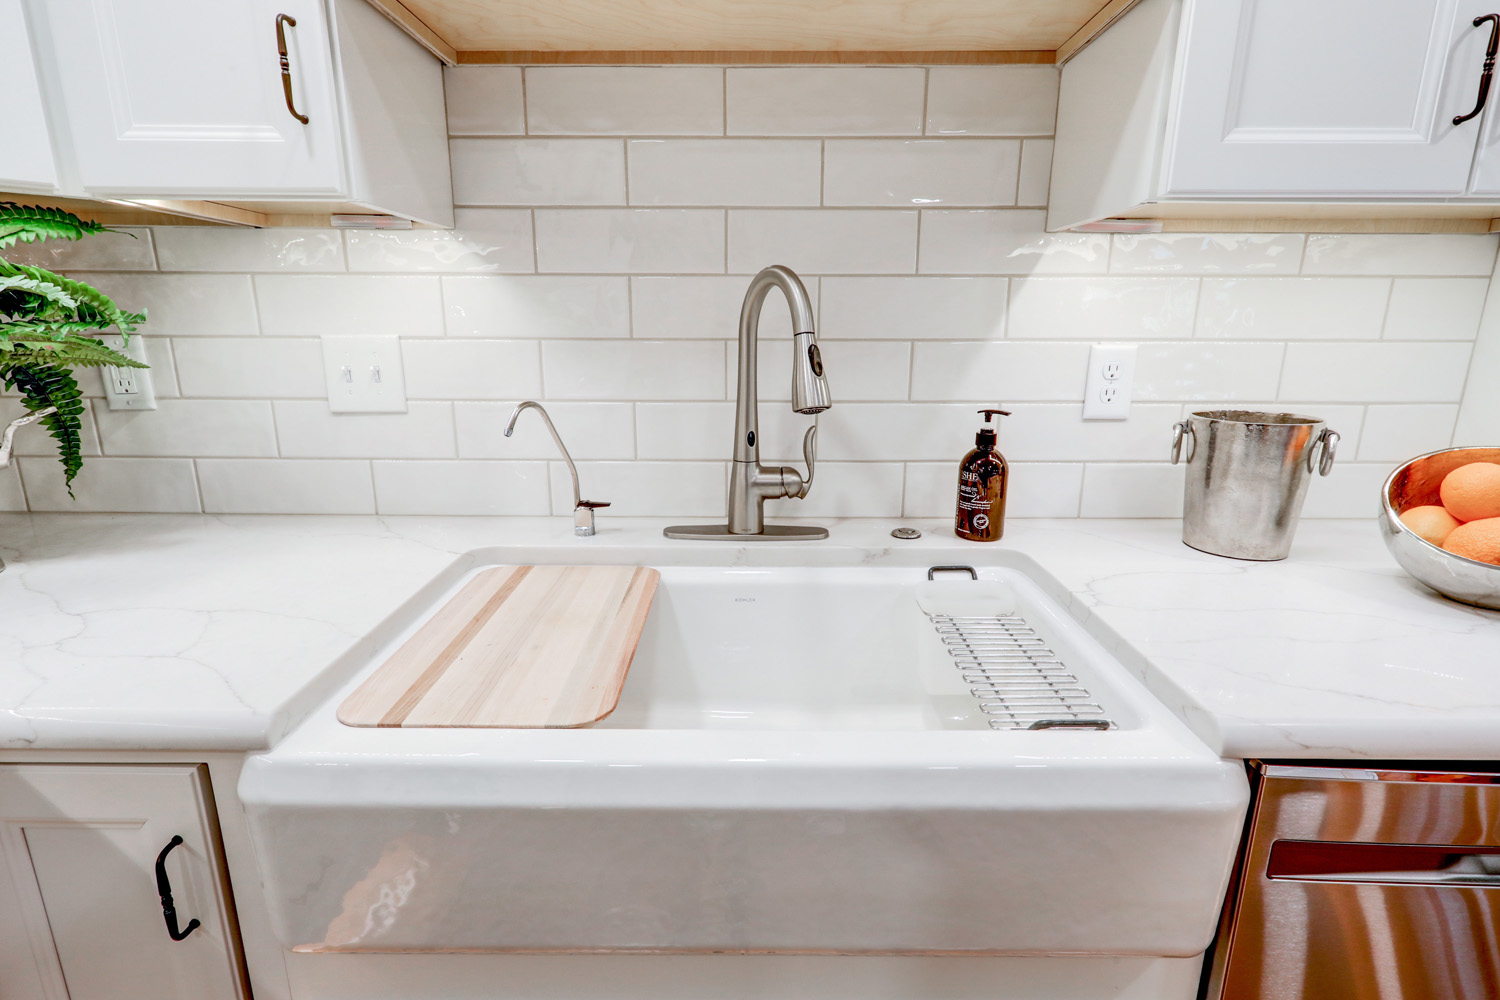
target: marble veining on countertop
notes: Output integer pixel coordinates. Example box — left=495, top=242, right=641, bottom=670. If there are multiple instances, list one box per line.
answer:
left=0, top=513, right=1496, bottom=758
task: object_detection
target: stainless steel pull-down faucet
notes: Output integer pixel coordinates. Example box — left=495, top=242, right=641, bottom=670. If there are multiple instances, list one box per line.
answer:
left=666, top=265, right=832, bottom=540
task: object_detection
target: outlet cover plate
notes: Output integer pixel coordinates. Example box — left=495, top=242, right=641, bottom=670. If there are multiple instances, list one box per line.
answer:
left=101, top=334, right=156, bottom=411
left=322, top=335, right=407, bottom=413
left=1082, top=343, right=1136, bottom=420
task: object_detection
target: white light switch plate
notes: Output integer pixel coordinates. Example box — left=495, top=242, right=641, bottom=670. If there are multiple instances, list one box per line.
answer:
left=101, top=334, right=156, bottom=411
left=1082, top=343, right=1136, bottom=420
left=321, top=336, right=407, bottom=413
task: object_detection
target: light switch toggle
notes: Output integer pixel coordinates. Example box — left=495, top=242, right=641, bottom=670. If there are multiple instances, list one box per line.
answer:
left=322, top=336, right=407, bottom=413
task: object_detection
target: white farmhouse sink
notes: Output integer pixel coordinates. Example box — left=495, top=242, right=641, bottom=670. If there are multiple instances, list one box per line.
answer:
left=240, top=554, right=1247, bottom=961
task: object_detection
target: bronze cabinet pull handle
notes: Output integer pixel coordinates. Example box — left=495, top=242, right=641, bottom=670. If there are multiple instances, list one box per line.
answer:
left=154, top=835, right=202, bottom=942
left=275, top=13, right=310, bottom=124
left=1454, top=13, right=1500, bottom=125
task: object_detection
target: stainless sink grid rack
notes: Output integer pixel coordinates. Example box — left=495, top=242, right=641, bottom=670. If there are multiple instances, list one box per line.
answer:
left=925, top=612, right=1113, bottom=731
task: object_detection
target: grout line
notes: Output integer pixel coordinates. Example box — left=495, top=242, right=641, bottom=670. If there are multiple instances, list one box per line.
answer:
left=1375, top=277, right=1396, bottom=340
left=920, top=67, right=931, bottom=136
left=520, top=67, right=530, bottom=135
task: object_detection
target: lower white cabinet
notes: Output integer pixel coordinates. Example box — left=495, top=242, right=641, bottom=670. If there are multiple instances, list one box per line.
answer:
left=0, top=764, right=248, bottom=1000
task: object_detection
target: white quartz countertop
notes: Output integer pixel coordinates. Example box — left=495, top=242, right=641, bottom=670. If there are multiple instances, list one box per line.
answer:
left=1, top=513, right=1496, bottom=759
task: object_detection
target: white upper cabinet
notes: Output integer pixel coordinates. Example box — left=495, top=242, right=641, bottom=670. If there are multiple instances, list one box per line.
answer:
left=1050, top=0, right=1500, bottom=230
left=16, top=0, right=453, bottom=226
left=1164, top=0, right=1492, bottom=197
left=0, top=0, right=59, bottom=193
left=29, top=0, right=343, bottom=197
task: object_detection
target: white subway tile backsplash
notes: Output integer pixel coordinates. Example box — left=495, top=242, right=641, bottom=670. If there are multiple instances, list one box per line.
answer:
left=172, top=338, right=324, bottom=398
left=627, top=139, right=822, bottom=207
left=374, top=460, right=550, bottom=515
left=764, top=462, right=905, bottom=518
left=451, top=138, right=626, bottom=206
left=726, top=68, right=925, bottom=136
left=443, top=66, right=525, bottom=135
left=456, top=402, right=635, bottom=459
left=820, top=277, right=1006, bottom=340
left=19, top=458, right=200, bottom=513
left=1079, top=464, right=1185, bottom=518
left=1008, top=277, right=1197, bottom=339
left=1383, top=278, right=1489, bottom=340
left=7, top=227, right=155, bottom=270
left=751, top=340, right=911, bottom=401
left=925, top=66, right=1059, bottom=137
left=154, top=228, right=343, bottom=272
left=1002, top=404, right=1183, bottom=462
left=1134, top=342, right=1285, bottom=401
left=1302, top=235, right=1499, bottom=276
left=636, top=402, right=732, bottom=460
left=95, top=400, right=277, bottom=457
left=401, top=340, right=542, bottom=399
left=1301, top=463, right=1395, bottom=518
left=542, top=340, right=724, bottom=400
left=535, top=209, right=725, bottom=273
left=903, top=461, right=1084, bottom=518
left=548, top=461, right=726, bottom=517
left=1016, top=140, right=1053, bottom=207
left=631, top=276, right=816, bottom=339
left=1281, top=342, right=1473, bottom=402
left=909, top=342, right=1091, bottom=401
left=1110, top=234, right=1303, bottom=275
left=198, top=459, right=375, bottom=514
left=526, top=67, right=724, bottom=135
left=919, top=210, right=1109, bottom=275
left=274, top=401, right=457, bottom=458
left=255, top=275, right=443, bottom=337
left=806, top=403, right=992, bottom=461
left=444, top=276, right=630, bottom=338
left=71, top=273, right=257, bottom=337
left=1356, top=404, right=1460, bottom=462
left=0, top=400, right=99, bottom=457
left=728, top=210, right=918, bottom=275
left=345, top=210, right=535, bottom=273
left=1196, top=277, right=1390, bottom=340
left=0, top=467, right=24, bottom=511
left=823, top=140, right=1020, bottom=207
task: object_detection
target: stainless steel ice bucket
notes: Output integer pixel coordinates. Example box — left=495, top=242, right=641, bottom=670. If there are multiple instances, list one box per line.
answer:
left=1169, top=410, right=1339, bottom=561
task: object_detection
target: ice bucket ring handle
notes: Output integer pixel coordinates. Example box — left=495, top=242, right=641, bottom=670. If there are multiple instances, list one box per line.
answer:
left=1307, top=427, right=1339, bottom=477
left=1169, top=420, right=1196, bottom=465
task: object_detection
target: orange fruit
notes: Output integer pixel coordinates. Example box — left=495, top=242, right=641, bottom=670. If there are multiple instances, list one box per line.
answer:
left=1443, top=517, right=1500, bottom=565
left=1400, top=505, right=1463, bottom=547
left=1439, top=462, right=1500, bottom=522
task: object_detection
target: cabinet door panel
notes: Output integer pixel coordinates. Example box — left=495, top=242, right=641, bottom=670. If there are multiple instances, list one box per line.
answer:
left=0, top=765, right=246, bottom=1000
left=31, top=0, right=344, bottom=196
left=0, top=0, right=59, bottom=192
left=1164, top=0, right=1489, bottom=197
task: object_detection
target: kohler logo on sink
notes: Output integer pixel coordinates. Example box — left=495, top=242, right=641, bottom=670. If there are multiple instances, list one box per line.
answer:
left=734, top=596, right=756, bottom=603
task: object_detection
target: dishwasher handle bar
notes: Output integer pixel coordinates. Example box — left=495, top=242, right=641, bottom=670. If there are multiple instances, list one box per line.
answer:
left=1269, top=839, right=1500, bottom=887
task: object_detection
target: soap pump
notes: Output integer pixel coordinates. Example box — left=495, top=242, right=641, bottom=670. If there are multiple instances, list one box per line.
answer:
left=955, top=408, right=1011, bottom=542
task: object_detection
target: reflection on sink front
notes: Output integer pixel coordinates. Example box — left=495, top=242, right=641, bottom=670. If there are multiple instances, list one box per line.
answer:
left=239, top=553, right=1246, bottom=976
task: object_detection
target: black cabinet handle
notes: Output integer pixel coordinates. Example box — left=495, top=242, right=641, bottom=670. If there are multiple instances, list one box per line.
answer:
left=275, top=13, right=311, bottom=125
left=1454, top=14, right=1500, bottom=125
left=154, top=836, right=201, bottom=942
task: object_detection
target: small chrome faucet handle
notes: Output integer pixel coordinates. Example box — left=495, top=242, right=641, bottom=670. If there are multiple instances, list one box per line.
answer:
left=504, top=401, right=608, bottom=536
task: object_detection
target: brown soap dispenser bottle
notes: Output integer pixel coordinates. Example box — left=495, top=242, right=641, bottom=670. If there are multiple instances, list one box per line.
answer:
left=955, top=408, right=1011, bottom=542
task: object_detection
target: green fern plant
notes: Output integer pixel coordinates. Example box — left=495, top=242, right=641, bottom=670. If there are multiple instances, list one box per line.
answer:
left=0, top=202, right=147, bottom=493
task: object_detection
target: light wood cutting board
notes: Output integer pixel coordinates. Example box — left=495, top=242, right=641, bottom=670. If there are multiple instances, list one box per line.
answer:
left=338, top=565, right=660, bottom=729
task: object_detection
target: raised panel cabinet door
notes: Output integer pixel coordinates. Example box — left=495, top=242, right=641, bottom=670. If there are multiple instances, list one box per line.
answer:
left=1163, top=0, right=1492, bottom=197
left=0, top=0, right=59, bottom=192
left=27, top=0, right=344, bottom=197
left=0, top=764, right=247, bottom=1000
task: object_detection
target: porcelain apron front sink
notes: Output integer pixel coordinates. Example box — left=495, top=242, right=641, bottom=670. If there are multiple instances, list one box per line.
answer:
left=239, top=553, right=1248, bottom=957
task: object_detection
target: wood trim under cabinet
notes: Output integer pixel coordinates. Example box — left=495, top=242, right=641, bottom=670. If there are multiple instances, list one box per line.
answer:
left=361, top=0, right=459, bottom=64
left=1057, top=0, right=1144, bottom=65
left=456, top=49, right=1055, bottom=65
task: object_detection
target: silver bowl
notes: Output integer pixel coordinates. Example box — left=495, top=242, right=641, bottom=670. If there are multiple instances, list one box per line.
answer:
left=1379, top=447, right=1500, bottom=610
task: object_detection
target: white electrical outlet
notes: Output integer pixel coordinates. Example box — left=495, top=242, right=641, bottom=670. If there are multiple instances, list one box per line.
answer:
left=1082, top=343, right=1137, bottom=420
left=321, top=335, right=407, bottom=413
left=101, top=334, right=156, bottom=411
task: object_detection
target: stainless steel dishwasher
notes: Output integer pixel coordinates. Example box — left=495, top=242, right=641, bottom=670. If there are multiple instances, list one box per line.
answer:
left=1206, top=762, right=1500, bottom=1000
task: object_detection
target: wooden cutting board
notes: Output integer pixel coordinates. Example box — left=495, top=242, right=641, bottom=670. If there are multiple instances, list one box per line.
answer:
left=338, top=565, right=660, bottom=729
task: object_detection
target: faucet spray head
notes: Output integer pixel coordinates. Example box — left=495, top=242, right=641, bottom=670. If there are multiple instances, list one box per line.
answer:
left=791, top=331, right=831, bottom=414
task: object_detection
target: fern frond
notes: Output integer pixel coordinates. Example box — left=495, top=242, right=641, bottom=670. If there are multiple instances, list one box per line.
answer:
left=0, top=318, right=123, bottom=338
left=0, top=273, right=78, bottom=313
left=1, top=336, right=145, bottom=369
left=1, top=361, right=84, bottom=493
left=0, top=261, right=142, bottom=332
left=0, top=203, right=114, bottom=250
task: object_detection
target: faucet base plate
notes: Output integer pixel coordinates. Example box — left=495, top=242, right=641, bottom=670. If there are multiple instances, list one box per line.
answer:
left=663, top=524, right=829, bottom=541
